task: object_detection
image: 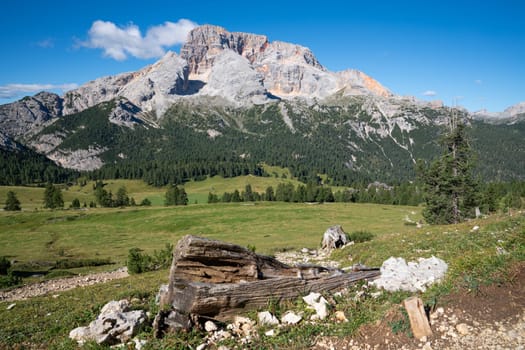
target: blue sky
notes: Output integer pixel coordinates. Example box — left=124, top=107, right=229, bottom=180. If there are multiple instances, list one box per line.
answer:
left=0, top=0, right=523, bottom=112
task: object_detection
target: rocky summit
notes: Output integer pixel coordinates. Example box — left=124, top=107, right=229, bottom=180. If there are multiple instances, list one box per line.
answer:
left=0, top=25, right=524, bottom=181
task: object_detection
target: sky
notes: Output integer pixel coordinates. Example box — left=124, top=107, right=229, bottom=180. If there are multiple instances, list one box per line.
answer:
left=0, top=0, right=524, bottom=112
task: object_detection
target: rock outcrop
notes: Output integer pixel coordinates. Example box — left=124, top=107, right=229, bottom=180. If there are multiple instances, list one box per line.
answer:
left=0, top=91, right=62, bottom=138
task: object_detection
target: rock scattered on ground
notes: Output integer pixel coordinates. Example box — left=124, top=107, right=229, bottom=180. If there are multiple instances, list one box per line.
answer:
left=69, top=299, right=146, bottom=346
left=274, top=248, right=340, bottom=269
left=0, top=267, right=129, bottom=302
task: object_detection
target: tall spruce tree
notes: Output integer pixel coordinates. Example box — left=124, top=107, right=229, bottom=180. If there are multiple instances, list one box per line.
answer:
left=44, top=183, right=64, bottom=209
left=4, top=191, right=21, bottom=211
left=418, top=114, right=479, bottom=224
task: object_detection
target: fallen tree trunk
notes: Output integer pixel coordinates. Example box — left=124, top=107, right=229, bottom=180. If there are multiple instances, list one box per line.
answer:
left=155, top=235, right=380, bottom=333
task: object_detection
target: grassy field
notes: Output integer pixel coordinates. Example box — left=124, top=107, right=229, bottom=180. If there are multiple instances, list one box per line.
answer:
left=0, top=202, right=421, bottom=266
left=0, top=199, right=523, bottom=349
left=0, top=174, right=310, bottom=210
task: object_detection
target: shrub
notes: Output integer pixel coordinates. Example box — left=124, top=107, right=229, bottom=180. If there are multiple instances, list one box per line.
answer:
left=347, top=230, right=374, bottom=243
left=55, top=258, right=112, bottom=269
left=0, top=256, right=11, bottom=275
left=127, top=248, right=151, bottom=274
left=140, top=198, right=152, bottom=206
left=0, top=273, right=21, bottom=289
left=127, top=243, right=173, bottom=274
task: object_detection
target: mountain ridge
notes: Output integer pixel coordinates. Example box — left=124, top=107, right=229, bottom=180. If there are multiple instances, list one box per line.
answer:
left=0, top=24, right=524, bottom=184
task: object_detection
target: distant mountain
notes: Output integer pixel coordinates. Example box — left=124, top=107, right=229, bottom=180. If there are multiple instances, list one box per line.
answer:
left=473, top=101, right=525, bottom=124
left=0, top=25, right=524, bottom=184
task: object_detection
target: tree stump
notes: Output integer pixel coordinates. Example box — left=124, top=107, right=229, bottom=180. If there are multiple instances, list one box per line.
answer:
left=155, top=235, right=380, bottom=334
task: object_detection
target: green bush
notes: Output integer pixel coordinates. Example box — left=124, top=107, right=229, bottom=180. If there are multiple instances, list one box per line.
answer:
left=127, top=244, right=173, bottom=274
left=127, top=248, right=151, bottom=274
left=347, top=230, right=374, bottom=243
left=55, top=258, right=113, bottom=269
left=0, top=256, right=11, bottom=275
left=0, top=272, right=21, bottom=288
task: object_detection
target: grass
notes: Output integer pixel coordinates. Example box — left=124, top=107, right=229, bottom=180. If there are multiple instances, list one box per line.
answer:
left=0, top=197, right=523, bottom=349
left=0, top=202, right=420, bottom=266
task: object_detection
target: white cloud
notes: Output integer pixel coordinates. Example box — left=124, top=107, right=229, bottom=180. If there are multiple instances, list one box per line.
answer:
left=422, top=90, right=437, bottom=97
left=81, top=18, right=198, bottom=60
left=0, top=83, right=78, bottom=99
left=474, top=79, right=482, bottom=85
left=36, top=38, right=55, bottom=48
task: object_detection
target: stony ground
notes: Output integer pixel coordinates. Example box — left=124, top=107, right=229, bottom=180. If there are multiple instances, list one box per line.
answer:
left=2, top=250, right=524, bottom=350
left=0, top=267, right=128, bottom=302
left=314, top=262, right=525, bottom=350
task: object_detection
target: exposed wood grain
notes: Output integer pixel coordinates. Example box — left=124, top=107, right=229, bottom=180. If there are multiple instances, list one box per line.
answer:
left=403, top=296, right=433, bottom=339
left=157, top=235, right=380, bottom=332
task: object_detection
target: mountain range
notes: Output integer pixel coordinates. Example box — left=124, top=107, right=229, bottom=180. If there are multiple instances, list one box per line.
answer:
left=1, top=25, right=524, bottom=185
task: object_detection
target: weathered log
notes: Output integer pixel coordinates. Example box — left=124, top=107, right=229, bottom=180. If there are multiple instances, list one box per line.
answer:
left=167, top=234, right=298, bottom=284
left=157, top=235, right=380, bottom=333
left=168, top=270, right=380, bottom=320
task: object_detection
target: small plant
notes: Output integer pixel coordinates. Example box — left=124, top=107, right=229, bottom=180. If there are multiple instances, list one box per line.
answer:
left=347, top=230, right=374, bottom=243
left=247, top=244, right=257, bottom=253
left=389, top=308, right=412, bottom=337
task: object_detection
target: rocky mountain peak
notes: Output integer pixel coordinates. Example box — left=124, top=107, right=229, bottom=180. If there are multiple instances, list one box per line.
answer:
left=0, top=91, right=62, bottom=138
left=181, top=25, right=269, bottom=76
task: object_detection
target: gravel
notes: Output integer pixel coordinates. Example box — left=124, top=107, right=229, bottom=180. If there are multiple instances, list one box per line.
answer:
left=0, top=267, right=128, bottom=302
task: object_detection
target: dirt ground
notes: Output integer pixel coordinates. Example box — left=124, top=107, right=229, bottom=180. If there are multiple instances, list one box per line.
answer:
left=315, top=262, right=525, bottom=350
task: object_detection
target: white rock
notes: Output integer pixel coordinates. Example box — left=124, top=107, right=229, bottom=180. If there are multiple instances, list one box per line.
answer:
left=258, top=311, right=280, bottom=326
left=281, top=311, right=302, bottom=325
left=371, top=256, right=448, bottom=292
left=69, top=300, right=146, bottom=345
left=204, top=320, right=218, bottom=332
left=6, top=303, right=16, bottom=310
left=265, top=329, right=276, bottom=336
left=303, top=292, right=330, bottom=320
left=100, top=299, right=130, bottom=315
left=69, top=326, right=91, bottom=343
left=471, top=225, right=480, bottom=232
left=133, top=338, right=147, bottom=350
left=196, top=343, right=207, bottom=350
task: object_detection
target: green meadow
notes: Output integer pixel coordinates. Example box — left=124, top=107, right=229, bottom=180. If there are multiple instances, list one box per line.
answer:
left=0, top=177, right=523, bottom=349
left=0, top=201, right=420, bottom=266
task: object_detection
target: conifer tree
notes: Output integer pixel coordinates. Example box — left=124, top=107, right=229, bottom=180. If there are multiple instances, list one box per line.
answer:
left=44, top=183, right=64, bottom=209
left=4, top=191, right=21, bottom=211
left=418, top=114, right=479, bottom=224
